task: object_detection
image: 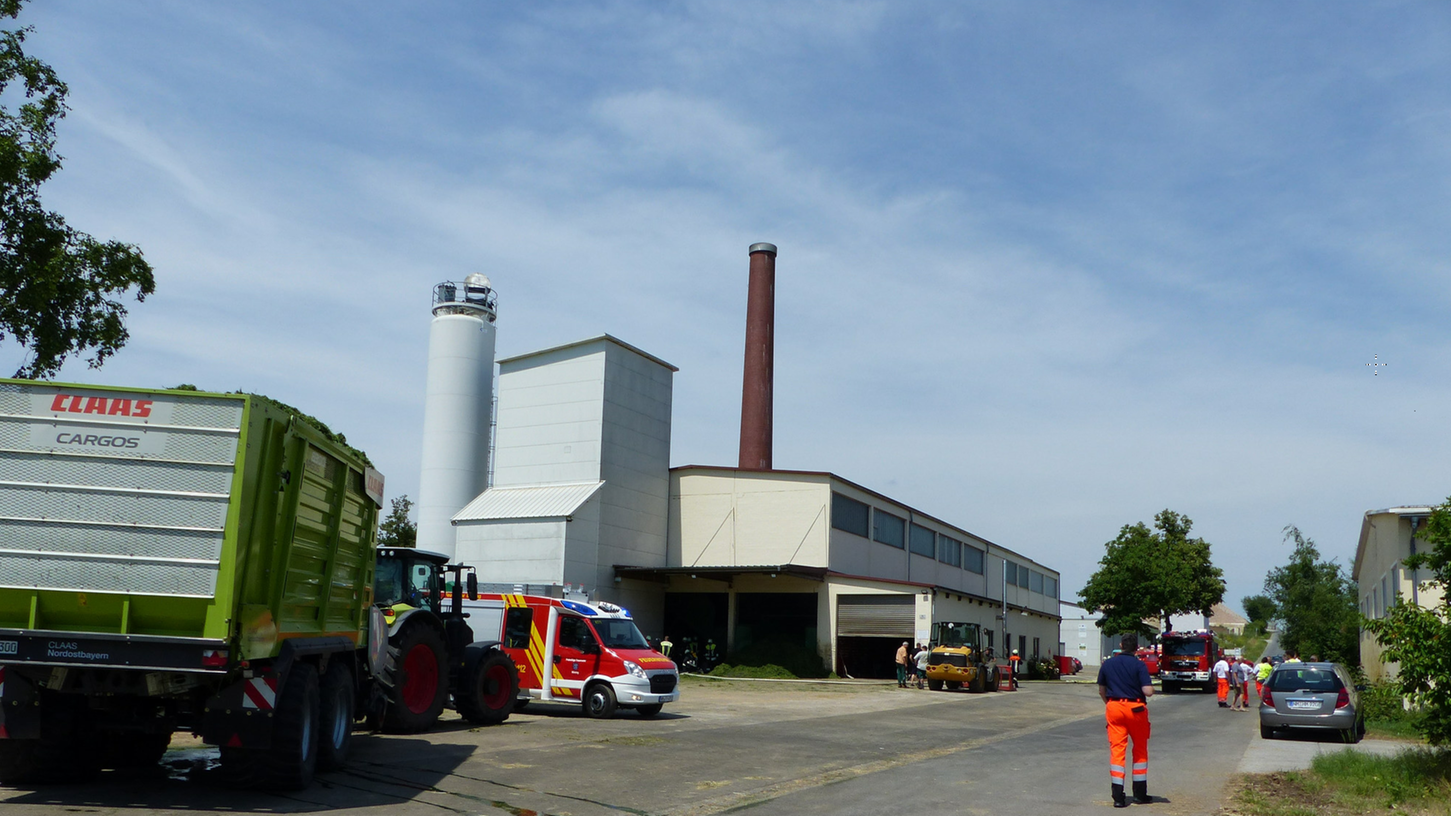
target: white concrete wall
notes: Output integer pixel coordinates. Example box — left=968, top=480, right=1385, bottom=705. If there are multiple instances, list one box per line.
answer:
left=1358, top=512, right=1445, bottom=681
left=1060, top=602, right=1115, bottom=669
left=595, top=344, right=674, bottom=586
left=671, top=471, right=831, bottom=568
left=493, top=347, right=606, bottom=488
left=454, top=517, right=567, bottom=586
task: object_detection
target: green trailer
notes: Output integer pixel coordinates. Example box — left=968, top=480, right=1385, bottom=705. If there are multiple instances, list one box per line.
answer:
left=0, top=379, right=385, bottom=788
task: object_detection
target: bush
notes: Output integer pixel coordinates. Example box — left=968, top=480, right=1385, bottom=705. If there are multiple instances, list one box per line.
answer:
left=707, top=663, right=798, bottom=679
left=1026, top=657, right=1060, bottom=680
left=720, top=637, right=828, bottom=679
left=1361, top=679, right=1414, bottom=722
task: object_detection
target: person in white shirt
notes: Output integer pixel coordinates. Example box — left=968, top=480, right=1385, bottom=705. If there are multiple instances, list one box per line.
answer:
left=1233, top=658, right=1257, bottom=711
left=1213, top=656, right=1232, bottom=708
left=913, top=644, right=931, bottom=689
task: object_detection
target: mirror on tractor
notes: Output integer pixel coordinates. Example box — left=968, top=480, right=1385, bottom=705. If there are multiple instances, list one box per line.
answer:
left=466, top=571, right=478, bottom=601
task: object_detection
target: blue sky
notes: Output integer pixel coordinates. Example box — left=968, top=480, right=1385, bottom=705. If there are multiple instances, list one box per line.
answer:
left=11, top=2, right=1451, bottom=616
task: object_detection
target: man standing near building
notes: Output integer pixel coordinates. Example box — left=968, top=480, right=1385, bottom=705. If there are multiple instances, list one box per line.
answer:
left=895, top=641, right=909, bottom=688
left=1213, top=653, right=1232, bottom=708
left=1099, top=634, right=1154, bottom=808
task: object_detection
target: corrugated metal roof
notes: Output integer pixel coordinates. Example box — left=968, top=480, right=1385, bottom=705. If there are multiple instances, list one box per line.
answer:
left=452, top=481, right=604, bottom=523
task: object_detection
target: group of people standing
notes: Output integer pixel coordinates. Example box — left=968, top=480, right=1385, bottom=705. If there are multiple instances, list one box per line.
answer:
left=1213, top=653, right=1278, bottom=710
left=893, top=641, right=931, bottom=688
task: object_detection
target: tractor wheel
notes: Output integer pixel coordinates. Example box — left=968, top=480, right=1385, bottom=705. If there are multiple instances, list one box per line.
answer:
left=318, top=661, right=355, bottom=771
left=456, top=649, right=519, bottom=726
left=968, top=669, right=986, bottom=693
left=383, top=623, right=449, bottom=733
left=220, top=663, right=320, bottom=790
left=583, top=683, right=617, bottom=719
left=985, top=666, right=1001, bottom=692
left=926, top=678, right=944, bottom=691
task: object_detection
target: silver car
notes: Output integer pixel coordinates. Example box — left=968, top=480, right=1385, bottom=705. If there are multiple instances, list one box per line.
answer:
left=1258, top=662, right=1363, bottom=742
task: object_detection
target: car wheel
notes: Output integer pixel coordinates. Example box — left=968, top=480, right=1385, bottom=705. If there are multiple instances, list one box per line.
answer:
left=583, top=683, right=617, bottom=719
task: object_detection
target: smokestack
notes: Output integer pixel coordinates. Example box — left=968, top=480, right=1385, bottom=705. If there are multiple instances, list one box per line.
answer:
left=739, top=242, right=777, bottom=470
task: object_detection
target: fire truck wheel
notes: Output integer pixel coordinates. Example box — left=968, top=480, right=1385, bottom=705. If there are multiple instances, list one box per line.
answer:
left=383, top=623, right=449, bottom=733
left=318, top=661, right=355, bottom=771
left=457, top=650, right=519, bottom=725
left=635, top=704, right=663, bottom=718
left=926, top=678, right=944, bottom=691
left=221, top=663, right=321, bottom=790
left=583, top=683, right=617, bottom=719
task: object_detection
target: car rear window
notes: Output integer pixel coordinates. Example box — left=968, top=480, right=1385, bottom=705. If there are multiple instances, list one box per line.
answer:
left=1267, top=667, right=1342, bottom=692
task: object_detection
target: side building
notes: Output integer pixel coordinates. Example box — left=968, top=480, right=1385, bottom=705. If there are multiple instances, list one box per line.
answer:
left=1354, top=505, right=1445, bottom=682
left=617, top=467, right=1061, bottom=679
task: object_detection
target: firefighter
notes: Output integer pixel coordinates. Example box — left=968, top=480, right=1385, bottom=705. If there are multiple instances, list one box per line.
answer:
left=1099, top=633, right=1154, bottom=808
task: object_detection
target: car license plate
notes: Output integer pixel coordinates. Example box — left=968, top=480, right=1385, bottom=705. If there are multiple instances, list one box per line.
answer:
left=1288, top=699, right=1321, bottom=711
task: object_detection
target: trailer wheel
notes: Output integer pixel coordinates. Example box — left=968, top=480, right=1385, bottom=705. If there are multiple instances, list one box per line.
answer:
left=221, top=664, right=321, bottom=790
left=456, top=650, right=518, bottom=725
left=383, top=623, right=449, bottom=733
left=583, top=683, right=617, bottom=719
left=0, top=697, right=101, bottom=784
left=318, top=661, right=355, bottom=771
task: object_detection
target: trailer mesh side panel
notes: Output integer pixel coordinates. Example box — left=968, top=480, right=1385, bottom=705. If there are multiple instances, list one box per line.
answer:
left=0, top=383, right=241, bottom=598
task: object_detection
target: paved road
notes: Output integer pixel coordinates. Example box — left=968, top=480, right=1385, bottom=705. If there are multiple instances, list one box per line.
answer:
left=0, top=679, right=1351, bottom=816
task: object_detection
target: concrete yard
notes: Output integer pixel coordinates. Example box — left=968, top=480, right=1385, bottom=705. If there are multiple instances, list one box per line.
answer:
left=0, top=678, right=1392, bottom=816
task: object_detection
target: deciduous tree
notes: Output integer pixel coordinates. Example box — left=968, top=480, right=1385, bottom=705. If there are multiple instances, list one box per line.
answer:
left=1080, top=510, right=1226, bottom=639
left=0, top=0, right=153, bottom=378
left=1262, top=526, right=1359, bottom=664
left=377, top=495, right=416, bottom=549
left=1242, top=594, right=1276, bottom=633
left=1363, top=497, right=1451, bottom=746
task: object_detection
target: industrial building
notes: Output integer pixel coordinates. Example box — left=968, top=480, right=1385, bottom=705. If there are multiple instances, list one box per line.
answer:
left=415, top=243, right=1064, bottom=678
left=1354, top=505, right=1444, bottom=682
left=1060, top=601, right=1116, bottom=670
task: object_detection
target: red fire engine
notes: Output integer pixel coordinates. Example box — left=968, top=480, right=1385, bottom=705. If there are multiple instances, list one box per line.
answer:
left=465, top=594, right=679, bottom=718
left=1157, top=630, right=1220, bottom=694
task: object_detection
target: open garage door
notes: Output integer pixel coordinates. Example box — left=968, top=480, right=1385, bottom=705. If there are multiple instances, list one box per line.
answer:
left=836, top=595, right=915, bottom=679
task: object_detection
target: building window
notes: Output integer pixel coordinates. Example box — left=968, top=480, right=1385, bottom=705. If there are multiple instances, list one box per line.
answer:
left=1373, top=587, right=1380, bottom=619
left=984, top=629, right=994, bottom=651
left=1045, top=576, right=1058, bottom=599
left=1019, top=634, right=1027, bottom=657
left=1033, top=636, right=1041, bottom=658
left=1017, top=566, right=1030, bottom=589
left=1005, top=562, right=1017, bottom=586
left=909, top=523, right=935, bottom=558
left=963, top=545, right=984, bottom=574
left=831, top=493, right=871, bottom=537
left=1030, top=571, right=1044, bottom=594
left=873, top=510, right=906, bottom=549
left=938, top=535, right=961, bottom=567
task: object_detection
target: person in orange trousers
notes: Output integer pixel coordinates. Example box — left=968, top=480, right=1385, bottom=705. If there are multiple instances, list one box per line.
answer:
left=1213, top=654, right=1231, bottom=707
left=1099, top=634, right=1154, bottom=808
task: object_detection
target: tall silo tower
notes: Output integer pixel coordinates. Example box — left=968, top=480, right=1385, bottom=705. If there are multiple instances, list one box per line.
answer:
left=416, top=274, right=497, bottom=556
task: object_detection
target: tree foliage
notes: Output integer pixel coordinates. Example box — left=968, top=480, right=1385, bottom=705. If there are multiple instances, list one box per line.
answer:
left=1262, top=525, right=1359, bottom=665
left=377, top=495, right=416, bottom=549
left=1080, top=510, right=1226, bottom=639
left=1242, top=594, right=1276, bottom=633
left=1363, top=497, right=1451, bottom=746
left=0, top=0, right=153, bottom=378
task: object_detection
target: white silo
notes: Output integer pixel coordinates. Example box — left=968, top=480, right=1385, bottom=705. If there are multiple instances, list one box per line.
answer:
left=415, top=274, right=497, bottom=556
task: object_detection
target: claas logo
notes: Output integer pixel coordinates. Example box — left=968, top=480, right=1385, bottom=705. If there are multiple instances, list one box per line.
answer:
left=49, top=394, right=154, bottom=418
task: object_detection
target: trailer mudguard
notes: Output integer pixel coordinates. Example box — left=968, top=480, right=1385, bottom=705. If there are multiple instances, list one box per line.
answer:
left=199, top=637, right=358, bottom=749
left=0, top=665, right=40, bottom=740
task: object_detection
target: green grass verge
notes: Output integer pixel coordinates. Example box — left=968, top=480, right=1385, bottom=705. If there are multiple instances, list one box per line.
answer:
left=1232, top=748, right=1451, bottom=816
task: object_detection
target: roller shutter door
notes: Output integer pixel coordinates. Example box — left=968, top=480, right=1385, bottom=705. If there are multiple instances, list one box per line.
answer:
left=836, top=594, right=914, bottom=637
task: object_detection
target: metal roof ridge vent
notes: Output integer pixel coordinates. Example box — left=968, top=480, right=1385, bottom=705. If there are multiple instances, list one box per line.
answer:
left=739, top=242, right=777, bottom=471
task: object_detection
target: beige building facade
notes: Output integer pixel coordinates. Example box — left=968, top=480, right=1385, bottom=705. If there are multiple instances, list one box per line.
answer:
left=1354, top=506, right=1445, bottom=682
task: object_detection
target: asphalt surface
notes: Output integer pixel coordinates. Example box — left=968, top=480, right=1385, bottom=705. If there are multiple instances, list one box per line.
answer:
left=0, top=677, right=1371, bottom=816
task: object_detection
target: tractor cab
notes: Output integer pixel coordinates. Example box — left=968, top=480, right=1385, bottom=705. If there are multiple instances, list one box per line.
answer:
left=924, top=621, right=996, bottom=692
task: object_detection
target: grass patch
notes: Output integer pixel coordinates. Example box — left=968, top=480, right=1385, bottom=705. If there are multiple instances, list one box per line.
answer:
left=708, top=663, right=799, bottom=679
left=1215, top=627, right=1270, bottom=661
left=1367, top=718, right=1430, bottom=743
left=1231, top=748, right=1451, bottom=816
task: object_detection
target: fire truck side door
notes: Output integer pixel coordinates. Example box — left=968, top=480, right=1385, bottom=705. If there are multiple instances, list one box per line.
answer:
left=502, top=606, right=538, bottom=690
left=553, top=615, right=600, bottom=696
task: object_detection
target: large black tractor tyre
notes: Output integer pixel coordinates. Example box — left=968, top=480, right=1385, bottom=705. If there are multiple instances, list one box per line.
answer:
left=382, top=623, right=449, bottom=733
left=0, top=696, right=101, bottom=784
left=926, top=678, right=944, bottom=691
left=318, top=661, right=356, bottom=771
left=968, top=668, right=987, bottom=693
left=220, top=663, right=321, bottom=790
left=583, top=682, right=617, bottom=719
left=455, top=649, right=519, bottom=726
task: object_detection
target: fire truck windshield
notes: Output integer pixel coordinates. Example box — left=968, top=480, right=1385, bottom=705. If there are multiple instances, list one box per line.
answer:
left=591, top=619, right=650, bottom=649
left=1163, top=640, right=1207, bottom=656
